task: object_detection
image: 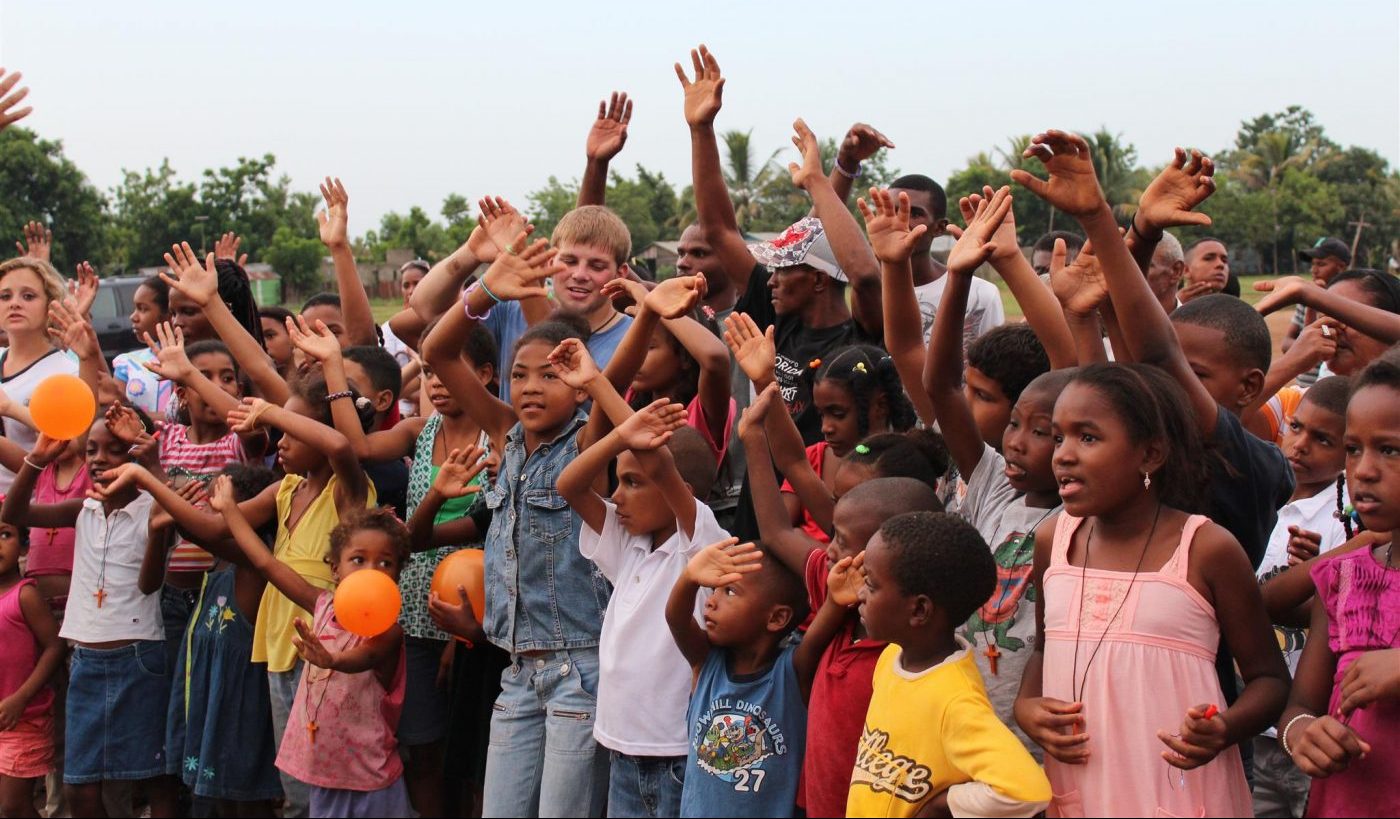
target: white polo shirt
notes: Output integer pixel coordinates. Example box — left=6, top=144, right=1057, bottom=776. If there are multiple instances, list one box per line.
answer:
left=61, top=492, right=164, bottom=644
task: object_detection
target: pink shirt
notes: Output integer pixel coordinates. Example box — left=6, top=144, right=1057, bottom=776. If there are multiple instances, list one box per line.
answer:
left=159, top=422, right=246, bottom=573
left=25, top=462, right=93, bottom=577
left=0, top=579, right=53, bottom=719
left=275, top=591, right=405, bottom=792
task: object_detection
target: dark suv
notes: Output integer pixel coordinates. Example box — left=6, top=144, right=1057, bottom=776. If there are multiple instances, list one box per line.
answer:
left=92, top=276, right=147, bottom=363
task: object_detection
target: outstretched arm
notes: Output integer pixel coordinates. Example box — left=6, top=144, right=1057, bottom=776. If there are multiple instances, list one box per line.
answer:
left=828, top=123, right=894, bottom=204
left=316, top=178, right=376, bottom=345
left=212, top=479, right=322, bottom=613
left=406, top=447, right=489, bottom=550
left=228, top=398, right=368, bottom=514
left=678, top=45, right=759, bottom=294
left=579, top=92, right=632, bottom=207
left=739, top=396, right=822, bottom=578
left=1255, top=277, right=1400, bottom=344
left=0, top=437, right=84, bottom=529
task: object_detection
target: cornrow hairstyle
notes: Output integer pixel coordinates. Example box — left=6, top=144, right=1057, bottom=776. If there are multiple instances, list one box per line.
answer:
left=213, top=259, right=263, bottom=350
left=1069, top=363, right=1210, bottom=513
left=328, top=506, right=412, bottom=566
left=138, top=275, right=170, bottom=314
left=814, top=345, right=916, bottom=437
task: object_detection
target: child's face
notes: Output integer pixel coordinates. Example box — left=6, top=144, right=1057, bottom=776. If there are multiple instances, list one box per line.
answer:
left=510, top=342, right=583, bottom=435
left=828, top=499, right=884, bottom=565
left=856, top=533, right=906, bottom=643
left=302, top=305, right=349, bottom=348
left=1002, top=386, right=1059, bottom=497
left=1052, top=383, right=1160, bottom=518
left=553, top=243, right=622, bottom=318
left=170, top=289, right=213, bottom=342
left=276, top=396, right=319, bottom=474
left=260, top=317, right=294, bottom=369
left=702, top=568, right=789, bottom=648
left=610, top=451, right=674, bottom=538
left=815, top=379, right=883, bottom=458
left=332, top=529, right=405, bottom=583
left=1283, top=399, right=1346, bottom=490
left=129, top=284, right=168, bottom=338
left=422, top=365, right=462, bottom=416
left=1344, top=384, right=1400, bottom=533
left=1173, top=321, right=1261, bottom=413
left=1326, top=280, right=1392, bottom=377
left=964, top=366, right=1013, bottom=451
left=633, top=330, right=684, bottom=394
left=0, top=523, right=21, bottom=576
left=86, top=420, right=134, bottom=489
left=343, top=359, right=394, bottom=419
left=0, top=268, right=51, bottom=336
left=181, top=351, right=240, bottom=424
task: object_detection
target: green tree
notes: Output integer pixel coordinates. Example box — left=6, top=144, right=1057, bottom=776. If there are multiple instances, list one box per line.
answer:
left=605, top=165, right=680, bottom=251
left=441, top=193, right=476, bottom=248
left=1314, top=147, right=1400, bottom=267
left=721, top=129, right=782, bottom=232
left=525, top=176, right=580, bottom=242
left=108, top=160, right=201, bottom=270
left=264, top=225, right=324, bottom=299
left=0, top=127, right=109, bottom=270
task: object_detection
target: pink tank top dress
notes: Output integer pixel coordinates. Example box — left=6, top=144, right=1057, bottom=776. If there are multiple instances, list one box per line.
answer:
left=0, top=579, right=54, bottom=720
left=24, top=463, right=93, bottom=576
left=1041, top=514, right=1251, bottom=818
left=275, top=591, right=406, bottom=792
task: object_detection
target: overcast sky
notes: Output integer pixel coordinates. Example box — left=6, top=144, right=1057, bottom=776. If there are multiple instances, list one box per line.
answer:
left=2, top=0, right=1397, bottom=237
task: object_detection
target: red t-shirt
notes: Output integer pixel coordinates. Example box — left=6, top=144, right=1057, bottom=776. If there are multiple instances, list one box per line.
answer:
left=801, top=547, right=885, bottom=817
left=781, top=441, right=831, bottom=545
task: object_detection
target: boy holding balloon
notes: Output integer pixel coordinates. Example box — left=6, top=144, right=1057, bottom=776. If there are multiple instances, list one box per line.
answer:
left=219, top=497, right=412, bottom=818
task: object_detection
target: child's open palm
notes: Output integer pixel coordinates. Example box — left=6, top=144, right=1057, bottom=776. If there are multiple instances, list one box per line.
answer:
left=686, top=537, right=763, bottom=589
left=227, top=397, right=273, bottom=433
left=104, top=403, right=147, bottom=444
left=827, top=552, right=864, bottom=608
left=1136, top=148, right=1215, bottom=231
left=480, top=236, right=559, bottom=302
left=208, top=475, right=237, bottom=514
left=601, top=277, right=649, bottom=316
left=736, top=383, right=780, bottom=441
left=161, top=242, right=220, bottom=308
left=645, top=273, right=706, bottom=319
left=466, top=196, right=532, bottom=264
left=46, top=298, right=99, bottom=360
left=586, top=92, right=632, bottom=162
left=675, top=44, right=724, bottom=127
left=958, top=186, right=1022, bottom=266
left=286, top=315, right=342, bottom=364
left=141, top=321, right=196, bottom=383
left=316, top=178, right=350, bottom=249
left=723, top=312, right=776, bottom=385
left=1050, top=238, right=1110, bottom=318
left=27, top=434, right=69, bottom=468
left=859, top=188, right=927, bottom=265
left=548, top=338, right=600, bottom=390
left=15, top=220, right=50, bottom=262
left=293, top=617, right=337, bottom=670
left=433, top=446, right=489, bottom=499
left=616, top=398, right=687, bottom=451
left=1010, top=130, right=1105, bottom=219
left=945, top=186, right=1013, bottom=276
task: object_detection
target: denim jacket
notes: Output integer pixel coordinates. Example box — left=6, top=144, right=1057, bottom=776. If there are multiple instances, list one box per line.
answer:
left=483, top=411, right=610, bottom=653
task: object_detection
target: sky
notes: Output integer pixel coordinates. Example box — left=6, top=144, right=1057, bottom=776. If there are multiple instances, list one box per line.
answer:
left=2, top=0, right=1397, bottom=238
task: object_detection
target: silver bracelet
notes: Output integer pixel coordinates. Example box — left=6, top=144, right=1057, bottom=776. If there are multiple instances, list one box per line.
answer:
left=22, top=457, right=43, bottom=471
left=1280, top=713, right=1316, bottom=758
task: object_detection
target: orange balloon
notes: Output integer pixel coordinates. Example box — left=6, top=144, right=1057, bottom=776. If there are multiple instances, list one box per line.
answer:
left=431, top=549, right=485, bottom=623
left=29, top=374, right=97, bottom=441
left=333, top=569, right=401, bottom=638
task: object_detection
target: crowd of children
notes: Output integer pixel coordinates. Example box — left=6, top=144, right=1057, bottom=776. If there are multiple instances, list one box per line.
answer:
left=0, top=47, right=1396, bottom=819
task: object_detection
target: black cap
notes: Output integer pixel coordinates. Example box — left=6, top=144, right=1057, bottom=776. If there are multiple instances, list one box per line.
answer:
left=1299, top=237, right=1351, bottom=265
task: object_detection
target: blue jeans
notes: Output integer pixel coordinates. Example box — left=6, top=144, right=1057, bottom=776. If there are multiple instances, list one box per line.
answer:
left=482, top=648, right=609, bottom=817
left=268, top=664, right=309, bottom=819
left=607, top=752, right=685, bottom=818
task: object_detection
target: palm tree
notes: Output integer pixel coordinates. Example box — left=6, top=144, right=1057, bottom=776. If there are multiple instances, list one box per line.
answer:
left=721, top=129, right=782, bottom=232
left=1236, top=131, right=1319, bottom=273
left=1088, top=129, right=1145, bottom=221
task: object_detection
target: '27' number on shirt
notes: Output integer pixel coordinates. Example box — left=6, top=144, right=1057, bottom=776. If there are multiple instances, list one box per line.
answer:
left=734, top=769, right=765, bottom=793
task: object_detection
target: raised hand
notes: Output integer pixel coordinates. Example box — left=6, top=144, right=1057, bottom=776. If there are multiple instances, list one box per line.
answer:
left=945, top=186, right=1013, bottom=276
left=0, top=68, right=32, bottom=132
left=46, top=299, right=99, bottom=360
left=787, top=118, right=825, bottom=191
left=432, top=446, right=489, bottom=499
left=1158, top=705, right=1229, bottom=770
left=478, top=236, right=560, bottom=302
left=1010, top=130, right=1106, bottom=219
left=645, top=273, right=707, bottom=319
left=1178, top=279, right=1222, bottom=304
left=1015, top=697, right=1090, bottom=764
left=466, top=196, right=533, bottom=264
left=71, top=261, right=99, bottom=318
left=722, top=312, right=776, bottom=385
left=675, top=44, right=724, bottom=127
left=959, top=185, right=1022, bottom=265
left=160, top=242, right=219, bottom=308
left=26, top=434, right=69, bottom=468
left=615, top=398, right=688, bottom=451
left=736, top=382, right=780, bottom=440
left=286, top=315, right=342, bottom=364
left=858, top=188, right=928, bottom=265
left=1252, top=276, right=1316, bottom=316
left=586, top=92, right=633, bottom=162
left=1136, top=148, right=1216, bottom=232
left=317, top=178, right=350, bottom=249
left=1338, top=648, right=1400, bottom=717
left=15, top=220, right=51, bottom=262
left=207, top=474, right=237, bottom=514
left=1051, top=238, right=1110, bottom=318
left=104, top=403, right=147, bottom=444
left=1289, top=714, right=1371, bottom=777
left=214, top=231, right=248, bottom=267
left=827, top=552, right=865, bottom=607
left=685, top=537, right=763, bottom=588
left=227, top=397, right=273, bottom=433
left=547, top=338, right=601, bottom=390
left=600, top=276, right=650, bottom=316
left=837, top=123, right=894, bottom=167
left=141, top=321, right=196, bottom=383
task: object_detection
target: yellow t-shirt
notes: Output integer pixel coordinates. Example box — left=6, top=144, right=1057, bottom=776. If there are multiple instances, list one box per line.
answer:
left=251, top=474, right=376, bottom=672
left=847, top=643, right=1051, bottom=818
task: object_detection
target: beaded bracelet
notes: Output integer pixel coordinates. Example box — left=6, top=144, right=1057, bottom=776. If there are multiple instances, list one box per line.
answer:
left=1279, top=713, right=1316, bottom=758
left=325, top=390, right=355, bottom=403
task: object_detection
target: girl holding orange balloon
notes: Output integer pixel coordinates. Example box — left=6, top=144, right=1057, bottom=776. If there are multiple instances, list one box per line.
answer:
left=0, top=257, right=79, bottom=495
left=220, top=497, right=412, bottom=818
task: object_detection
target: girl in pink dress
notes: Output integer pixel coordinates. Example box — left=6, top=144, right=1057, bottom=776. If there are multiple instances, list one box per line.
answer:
left=1015, top=364, right=1289, bottom=817
left=219, top=496, right=411, bottom=819
left=1278, top=356, right=1400, bottom=818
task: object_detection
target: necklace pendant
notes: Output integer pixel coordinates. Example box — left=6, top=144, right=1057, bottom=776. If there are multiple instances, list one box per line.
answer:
left=307, top=721, right=318, bottom=743
left=94, top=587, right=107, bottom=609
left=985, top=642, right=1001, bottom=676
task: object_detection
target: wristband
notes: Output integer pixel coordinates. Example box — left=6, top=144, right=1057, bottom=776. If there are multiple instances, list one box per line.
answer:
left=463, top=283, right=493, bottom=321
left=326, top=390, right=354, bottom=403
left=22, top=457, right=44, bottom=471
left=834, top=158, right=862, bottom=179
left=1129, top=214, right=1163, bottom=244
left=1280, top=713, right=1315, bottom=758
left=478, top=278, right=503, bottom=304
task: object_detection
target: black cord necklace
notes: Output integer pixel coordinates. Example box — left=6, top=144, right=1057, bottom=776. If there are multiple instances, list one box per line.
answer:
left=1070, top=502, right=1163, bottom=703
left=980, top=505, right=1058, bottom=676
